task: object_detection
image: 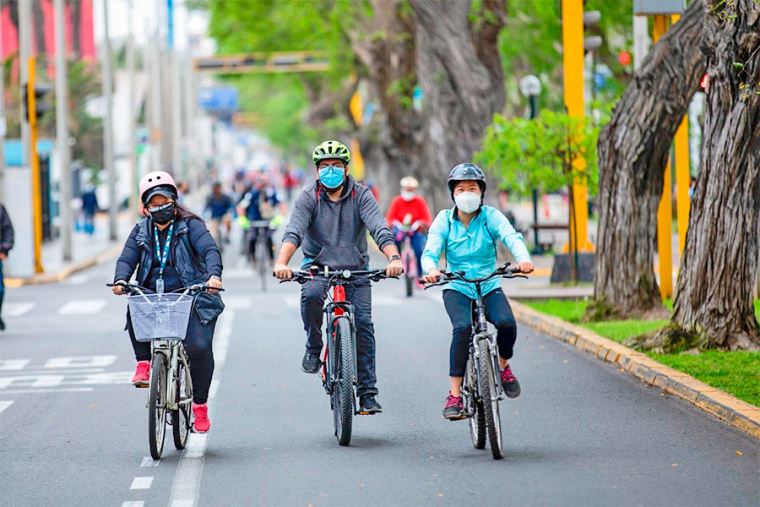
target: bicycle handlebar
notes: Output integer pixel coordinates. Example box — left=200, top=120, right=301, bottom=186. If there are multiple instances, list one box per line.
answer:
left=422, top=263, right=527, bottom=290
left=107, top=281, right=224, bottom=296
left=279, top=267, right=398, bottom=285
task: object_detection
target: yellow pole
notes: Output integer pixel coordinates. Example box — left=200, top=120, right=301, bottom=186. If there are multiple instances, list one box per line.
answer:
left=27, top=57, right=45, bottom=274
left=349, top=90, right=365, bottom=181
left=671, top=13, right=691, bottom=255
left=561, top=0, right=593, bottom=253
left=653, top=15, right=672, bottom=298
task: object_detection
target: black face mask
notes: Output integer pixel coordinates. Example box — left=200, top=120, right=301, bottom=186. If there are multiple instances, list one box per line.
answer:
left=148, top=203, right=175, bottom=224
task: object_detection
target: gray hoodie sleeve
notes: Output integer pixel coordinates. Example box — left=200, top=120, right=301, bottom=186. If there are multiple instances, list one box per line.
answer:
left=358, top=188, right=394, bottom=250
left=281, top=189, right=316, bottom=247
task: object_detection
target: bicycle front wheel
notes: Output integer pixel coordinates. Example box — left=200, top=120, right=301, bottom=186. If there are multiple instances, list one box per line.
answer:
left=466, top=359, right=486, bottom=450
left=172, top=356, right=192, bottom=450
left=149, top=354, right=168, bottom=460
left=333, top=317, right=354, bottom=446
left=477, top=338, right=503, bottom=460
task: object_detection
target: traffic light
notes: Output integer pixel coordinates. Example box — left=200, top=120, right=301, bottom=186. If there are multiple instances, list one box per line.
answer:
left=583, top=10, right=602, bottom=52
left=23, top=82, right=53, bottom=124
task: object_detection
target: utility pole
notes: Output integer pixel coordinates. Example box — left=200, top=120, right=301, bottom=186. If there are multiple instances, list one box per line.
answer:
left=0, top=18, right=5, bottom=203
left=127, top=0, right=138, bottom=216
left=101, top=0, right=117, bottom=241
left=54, top=0, right=72, bottom=261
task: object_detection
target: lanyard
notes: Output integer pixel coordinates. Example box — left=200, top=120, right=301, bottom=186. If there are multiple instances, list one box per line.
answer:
left=153, top=221, right=175, bottom=281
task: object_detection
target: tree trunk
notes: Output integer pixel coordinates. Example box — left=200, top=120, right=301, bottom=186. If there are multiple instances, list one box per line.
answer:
left=410, top=0, right=506, bottom=209
left=668, top=0, right=760, bottom=350
left=590, top=0, right=705, bottom=320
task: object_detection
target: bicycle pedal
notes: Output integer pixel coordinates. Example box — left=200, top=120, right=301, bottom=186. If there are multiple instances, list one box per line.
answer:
left=133, top=382, right=149, bottom=389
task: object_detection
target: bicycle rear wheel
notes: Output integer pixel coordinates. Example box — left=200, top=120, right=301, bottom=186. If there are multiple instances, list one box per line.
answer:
left=149, top=354, right=168, bottom=460
left=333, top=317, right=354, bottom=446
left=172, top=356, right=192, bottom=450
left=477, top=338, right=503, bottom=460
left=256, top=237, right=268, bottom=291
left=466, top=359, right=486, bottom=450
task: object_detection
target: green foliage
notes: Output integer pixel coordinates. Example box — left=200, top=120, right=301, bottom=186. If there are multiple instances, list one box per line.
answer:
left=477, top=110, right=599, bottom=197
left=499, top=0, right=633, bottom=112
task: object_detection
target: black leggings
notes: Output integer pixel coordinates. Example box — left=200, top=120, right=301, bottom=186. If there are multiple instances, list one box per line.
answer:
left=128, top=309, right=217, bottom=404
left=442, top=288, right=517, bottom=377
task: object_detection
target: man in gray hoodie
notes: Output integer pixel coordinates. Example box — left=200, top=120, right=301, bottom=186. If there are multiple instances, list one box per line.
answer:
left=274, top=140, right=403, bottom=414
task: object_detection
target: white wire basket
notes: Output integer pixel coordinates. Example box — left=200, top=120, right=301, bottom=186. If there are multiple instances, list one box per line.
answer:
left=128, top=293, right=193, bottom=342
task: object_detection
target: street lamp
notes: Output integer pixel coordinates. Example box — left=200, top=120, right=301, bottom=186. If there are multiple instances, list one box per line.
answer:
left=519, top=74, right=542, bottom=254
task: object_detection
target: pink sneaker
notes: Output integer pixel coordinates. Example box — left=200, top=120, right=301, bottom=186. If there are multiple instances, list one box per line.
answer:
left=131, top=361, right=150, bottom=387
left=442, top=393, right=465, bottom=420
left=193, top=403, right=211, bottom=433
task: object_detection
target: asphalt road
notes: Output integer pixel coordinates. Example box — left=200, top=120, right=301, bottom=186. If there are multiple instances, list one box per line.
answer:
left=0, top=247, right=758, bottom=507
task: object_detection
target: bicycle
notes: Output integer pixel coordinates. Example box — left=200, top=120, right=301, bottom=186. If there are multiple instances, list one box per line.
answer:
left=247, top=219, right=273, bottom=291
left=107, top=281, right=222, bottom=460
left=392, top=216, right=424, bottom=298
left=282, top=267, right=395, bottom=446
left=424, top=263, right=526, bottom=460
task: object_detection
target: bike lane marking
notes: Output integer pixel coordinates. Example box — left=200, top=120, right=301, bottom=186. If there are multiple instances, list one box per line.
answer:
left=168, top=310, right=234, bottom=507
left=57, top=300, right=107, bottom=315
left=3, top=303, right=35, bottom=317
left=0, top=400, right=13, bottom=415
left=121, top=502, right=144, bottom=507
left=130, top=477, right=154, bottom=490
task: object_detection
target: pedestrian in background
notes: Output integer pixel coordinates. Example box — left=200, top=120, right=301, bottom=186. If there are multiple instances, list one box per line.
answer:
left=81, top=187, right=99, bottom=236
left=0, top=204, right=15, bottom=331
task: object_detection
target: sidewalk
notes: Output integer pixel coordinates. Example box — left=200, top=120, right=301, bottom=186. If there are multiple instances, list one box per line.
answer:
left=5, top=212, right=132, bottom=288
left=501, top=253, right=593, bottom=300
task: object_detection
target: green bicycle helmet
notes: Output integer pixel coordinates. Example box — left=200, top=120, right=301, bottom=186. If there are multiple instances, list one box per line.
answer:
left=312, top=140, right=351, bottom=166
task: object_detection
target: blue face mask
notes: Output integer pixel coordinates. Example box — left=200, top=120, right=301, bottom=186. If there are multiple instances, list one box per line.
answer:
left=318, top=166, right=346, bottom=190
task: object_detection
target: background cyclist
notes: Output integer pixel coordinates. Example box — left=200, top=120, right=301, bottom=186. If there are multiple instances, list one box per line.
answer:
left=204, top=181, right=234, bottom=246
left=273, top=140, right=403, bottom=415
left=111, top=171, right=224, bottom=433
left=238, top=171, right=284, bottom=264
left=421, top=163, right=533, bottom=420
left=385, top=176, right=432, bottom=278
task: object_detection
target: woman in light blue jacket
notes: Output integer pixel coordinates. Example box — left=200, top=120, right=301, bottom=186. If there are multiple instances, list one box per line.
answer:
left=421, top=164, right=534, bottom=420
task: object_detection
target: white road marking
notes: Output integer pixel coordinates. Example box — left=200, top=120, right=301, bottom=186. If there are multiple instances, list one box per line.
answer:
left=223, top=295, right=251, bottom=309
left=0, top=360, right=30, bottom=371
left=208, top=380, right=220, bottom=400
left=4, top=302, right=35, bottom=317
left=140, top=456, right=159, bottom=468
left=17, top=368, right=105, bottom=375
left=65, top=273, right=89, bottom=285
left=0, top=372, right=131, bottom=389
left=0, top=387, right=94, bottom=394
left=32, top=375, right=65, bottom=388
left=121, top=502, right=144, bottom=507
left=168, top=311, right=234, bottom=507
left=44, top=355, right=117, bottom=368
left=0, top=400, right=14, bottom=414
left=57, top=300, right=107, bottom=315
left=129, top=476, right=154, bottom=490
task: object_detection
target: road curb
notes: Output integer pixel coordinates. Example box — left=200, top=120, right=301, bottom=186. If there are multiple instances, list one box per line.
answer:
left=5, top=244, right=122, bottom=288
left=510, top=300, right=760, bottom=440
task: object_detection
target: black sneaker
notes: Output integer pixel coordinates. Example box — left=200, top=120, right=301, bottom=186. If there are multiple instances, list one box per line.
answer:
left=0, top=316, right=5, bottom=331
left=301, top=351, right=321, bottom=374
left=500, top=365, right=521, bottom=398
left=358, top=395, right=382, bottom=415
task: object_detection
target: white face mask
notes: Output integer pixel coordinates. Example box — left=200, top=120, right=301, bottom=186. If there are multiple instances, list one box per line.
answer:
left=454, top=191, right=481, bottom=213
left=401, top=191, right=415, bottom=202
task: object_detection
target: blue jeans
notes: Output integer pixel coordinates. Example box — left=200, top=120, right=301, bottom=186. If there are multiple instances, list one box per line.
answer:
left=0, top=259, right=5, bottom=316
left=301, top=278, right=378, bottom=397
left=442, top=288, right=517, bottom=377
left=392, top=227, right=426, bottom=277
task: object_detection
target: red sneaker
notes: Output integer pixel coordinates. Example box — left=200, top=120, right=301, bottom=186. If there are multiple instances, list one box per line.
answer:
left=131, top=360, right=150, bottom=387
left=193, top=403, right=211, bottom=433
left=442, top=393, right=465, bottom=420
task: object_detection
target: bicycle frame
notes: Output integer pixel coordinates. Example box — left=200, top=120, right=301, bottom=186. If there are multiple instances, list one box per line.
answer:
left=150, top=340, right=192, bottom=412
left=321, top=284, right=358, bottom=395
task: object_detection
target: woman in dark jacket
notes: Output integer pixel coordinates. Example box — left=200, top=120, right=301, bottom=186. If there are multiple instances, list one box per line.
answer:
left=112, top=171, right=223, bottom=433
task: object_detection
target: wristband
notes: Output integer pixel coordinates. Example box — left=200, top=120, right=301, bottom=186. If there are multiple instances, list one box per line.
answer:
left=390, top=254, right=401, bottom=261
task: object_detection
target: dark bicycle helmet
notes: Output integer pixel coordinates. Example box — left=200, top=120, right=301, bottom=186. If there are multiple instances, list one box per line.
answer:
left=447, top=163, right=487, bottom=197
